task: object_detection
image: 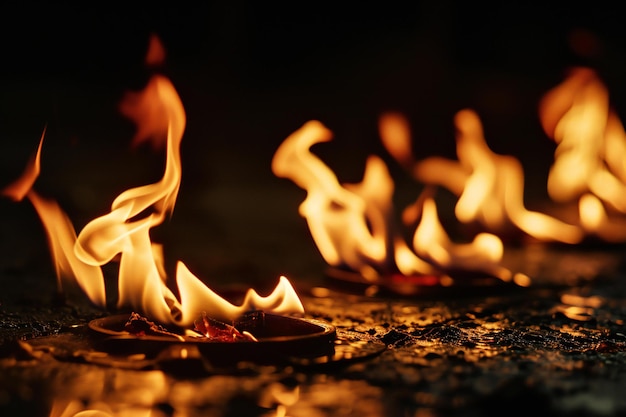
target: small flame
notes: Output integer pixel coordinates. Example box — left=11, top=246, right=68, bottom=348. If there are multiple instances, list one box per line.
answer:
left=412, top=194, right=511, bottom=281
left=378, top=112, right=415, bottom=168
left=119, top=74, right=179, bottom=151
left=2, top=40, right=303, bottom=328
left=272, top=120, right=511, bottom=281
left=145, top=33, right=166, bottom=67
left=1, top=129, right=44, bottom=202
left=1, top=129, right=106, bottom=306
left=578, top=193, right=626, bottom=242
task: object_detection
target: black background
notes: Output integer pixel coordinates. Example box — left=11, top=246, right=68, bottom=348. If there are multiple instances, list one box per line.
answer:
left=3, top=2, right=625, bottom=153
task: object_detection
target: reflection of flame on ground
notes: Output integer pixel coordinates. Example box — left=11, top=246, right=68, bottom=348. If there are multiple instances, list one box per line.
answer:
left=1, top=35, right=303, bottom=330
left=273, top=66, right=626, bottom=284
left=46, top=368, right=301, bottom=417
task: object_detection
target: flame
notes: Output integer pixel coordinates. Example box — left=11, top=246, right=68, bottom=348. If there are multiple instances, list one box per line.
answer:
left=272, top=121, right=394, bottom=279
left=1, top=128, right=44, bottom=202
left=119, top=75, right=178, bottom=152
left=272, top=120, right=511, bottom=281
left=379, top=67, right=626, bottom=245
left=145, top=33, right=166, bottom=68
left=1, top=129, right=106, bottom=306
left=381, top=110, right=584, bottom=244
left=2, top=43, right=303, bottom=328
left=273, top=67, right=626, bottom=285
left=378, top=112, right=415, bottom=168
left=578, top=193, right=626, bottom=242
left=413, top=194, right=511, bottom=281
left=540, top=67, right=626, bottom=239
left=540, top=67, right=610, bottom=203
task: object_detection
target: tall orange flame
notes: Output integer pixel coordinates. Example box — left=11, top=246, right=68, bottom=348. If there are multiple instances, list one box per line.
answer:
left=412, top=193, right=511, bottom=281
left=73, top=75, right=185, bottom=325
left=2, top=42, right=303, bottom=327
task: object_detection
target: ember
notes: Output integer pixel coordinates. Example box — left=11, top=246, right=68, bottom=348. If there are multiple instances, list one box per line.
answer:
left=123, top=311, right=258, bottom=342
left=192, top=312, right=257, bottom=342
left=125, top=312, right=185, bottom=340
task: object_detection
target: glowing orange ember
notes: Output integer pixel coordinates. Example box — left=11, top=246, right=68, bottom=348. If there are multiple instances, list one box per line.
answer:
left=1, top=39, right=303, bottom=329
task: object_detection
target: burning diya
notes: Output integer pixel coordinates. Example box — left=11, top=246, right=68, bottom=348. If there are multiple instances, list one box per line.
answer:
left=85, top=310, right=338, bottom=368
left=271, top=66, right=626, bottom=296
left=0, top=36, right=384, bottom=369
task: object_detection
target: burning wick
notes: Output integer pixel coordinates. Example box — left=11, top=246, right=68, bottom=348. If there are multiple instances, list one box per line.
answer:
left=1, top=35, right=304, bottom=334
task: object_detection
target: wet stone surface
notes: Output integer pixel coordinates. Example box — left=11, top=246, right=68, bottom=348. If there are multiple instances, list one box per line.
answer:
left=303, top=285, right=626, bottom=415
left=3, top=266, right=626, bottom=417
